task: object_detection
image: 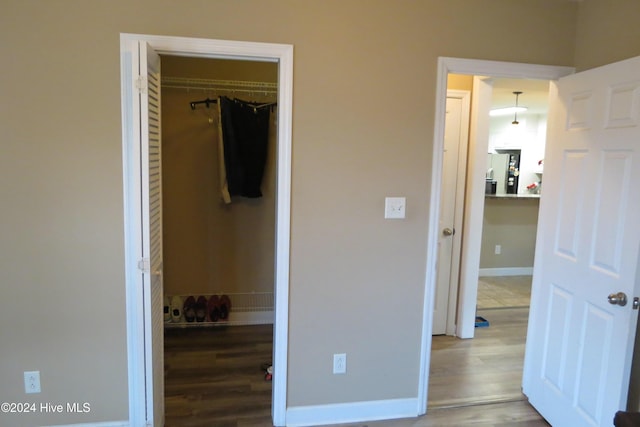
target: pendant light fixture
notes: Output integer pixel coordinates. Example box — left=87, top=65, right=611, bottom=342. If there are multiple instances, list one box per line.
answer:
left=489, top=90, right=528, bottom=122
left=512, top=91, right=522, bottom=125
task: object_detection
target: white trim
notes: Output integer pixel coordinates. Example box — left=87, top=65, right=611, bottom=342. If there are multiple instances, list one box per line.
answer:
left=417, top=57, right=574, bottom=415
left=479, top=267, right=534, bottom=277
left=285, top=398, right=419, bottom=427
left=120, top=33, right=293, bottom=427
left=164, top=311, right=275, bottom=327
left=43, top=422, right=128, bottom=427
left=456, top=75, right=494, bottom=339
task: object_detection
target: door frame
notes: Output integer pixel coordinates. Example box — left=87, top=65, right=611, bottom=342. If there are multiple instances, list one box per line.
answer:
left=417, top=57, right=574, bottom=413
left=120, top=33, right=294, bottom=426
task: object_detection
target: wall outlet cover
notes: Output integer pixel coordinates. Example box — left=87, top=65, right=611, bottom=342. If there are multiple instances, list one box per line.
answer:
left=333, top=353, right=347, bottom=374
left=384, top=197, right=406, bottom=219
left=24, top=371, right=41, bottom=394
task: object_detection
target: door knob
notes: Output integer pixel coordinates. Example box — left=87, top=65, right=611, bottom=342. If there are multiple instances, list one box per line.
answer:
left=608, top=292, right=628, bottom=306
left=442, top=228, right=454, bottom=236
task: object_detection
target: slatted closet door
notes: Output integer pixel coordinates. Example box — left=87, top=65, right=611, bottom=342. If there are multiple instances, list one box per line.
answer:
left=139, top=41, right=164, bottom=427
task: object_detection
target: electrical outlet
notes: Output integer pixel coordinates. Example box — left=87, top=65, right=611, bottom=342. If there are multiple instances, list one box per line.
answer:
left=24, top=371, right=41, bottom=394
left=384, top=197, right=406, bottom=219
left=495, top=244, right=502, bottom=255
left=333, top=353, right=346, bottom=374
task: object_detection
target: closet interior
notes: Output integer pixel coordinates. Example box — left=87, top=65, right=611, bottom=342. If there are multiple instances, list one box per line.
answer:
left=160, top=56, right=278, bottom=328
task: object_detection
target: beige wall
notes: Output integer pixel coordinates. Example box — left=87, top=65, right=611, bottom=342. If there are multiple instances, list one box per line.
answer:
left=479, top=198, right=540, bottom=270
left=447, top=73, right=474, bottom=92
left=161, top=57, right=277, bottom=297
left=9, top=0, right=633, bottom=424
left=574, top=0, right=640, bottom=71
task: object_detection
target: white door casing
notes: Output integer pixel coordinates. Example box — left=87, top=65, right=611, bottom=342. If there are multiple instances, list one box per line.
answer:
left=523, top=55, right=640, bottom=426
left=120, top=34, right=294, bottom=427
left=455, top=76, right=493, bottom=339
left=418, top=58, right=574, bottom=414
left=433, top=91, right=470, bottom=336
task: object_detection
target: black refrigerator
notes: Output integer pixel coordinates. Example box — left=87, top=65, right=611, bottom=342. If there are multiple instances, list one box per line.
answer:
left=505, top=152, right=520, bottom=194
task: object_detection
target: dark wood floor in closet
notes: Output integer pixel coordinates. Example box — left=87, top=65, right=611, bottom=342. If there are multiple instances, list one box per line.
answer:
left=164, top=324, right=274, bottom=427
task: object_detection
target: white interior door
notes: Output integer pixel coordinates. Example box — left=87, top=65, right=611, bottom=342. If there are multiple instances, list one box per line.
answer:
left=523, top=56, right=640, bottom=426
left=433, top=91, right=469, bottom=335
left=138, top=41, right=164, bottom=427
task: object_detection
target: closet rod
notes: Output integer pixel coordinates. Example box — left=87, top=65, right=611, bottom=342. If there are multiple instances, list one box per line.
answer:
left=189, top=98, right=217, bottom=110
left=189, top=97, right=277, bottom=111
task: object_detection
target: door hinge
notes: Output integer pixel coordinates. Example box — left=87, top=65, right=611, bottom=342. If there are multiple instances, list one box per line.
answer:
left=137, top=258, right=150, bottom=273
left=135, top=75, right=147, bottom=94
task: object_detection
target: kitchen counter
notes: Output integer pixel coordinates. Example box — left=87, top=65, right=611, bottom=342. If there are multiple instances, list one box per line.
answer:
left=485, top=193, right=540, bottom=199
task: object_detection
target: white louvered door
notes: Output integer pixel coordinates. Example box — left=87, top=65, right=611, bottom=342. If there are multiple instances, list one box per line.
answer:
left=138, top=41, right=164, bottom=427
left=523, top=56, right=640, bottom=426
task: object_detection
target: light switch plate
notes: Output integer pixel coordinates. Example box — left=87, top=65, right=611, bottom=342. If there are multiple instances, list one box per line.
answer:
left=385, top=197, right=406, bottom=219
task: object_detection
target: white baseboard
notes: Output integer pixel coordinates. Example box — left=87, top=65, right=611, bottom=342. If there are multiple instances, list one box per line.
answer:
left=44, top=421, right=128, bottom=427
left=479, top=267, right=533, bottom=277
left=285, top=398, right=418, bottom=427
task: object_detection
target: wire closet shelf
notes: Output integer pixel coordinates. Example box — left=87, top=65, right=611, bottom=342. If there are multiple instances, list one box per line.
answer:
left=161, top=76, right=278, bottom=96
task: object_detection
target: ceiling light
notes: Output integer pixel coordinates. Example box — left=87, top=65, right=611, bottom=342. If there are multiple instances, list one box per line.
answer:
left=489, top=91, right=527, bottom=124
left=489, top=106, right=528, bottom=117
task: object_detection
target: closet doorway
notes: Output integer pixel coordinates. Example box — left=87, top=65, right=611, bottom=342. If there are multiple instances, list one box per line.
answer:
left=161, top=56, right=279, bottom=425
left=120, top=34, right=293, bottom=427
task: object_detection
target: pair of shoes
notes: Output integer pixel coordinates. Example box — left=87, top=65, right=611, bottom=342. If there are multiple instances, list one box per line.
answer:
left=207, top=294, right=232, bottom=322
left=183, top=296, right=209, bottom=323
left=183, top=296, right=196, bottom=322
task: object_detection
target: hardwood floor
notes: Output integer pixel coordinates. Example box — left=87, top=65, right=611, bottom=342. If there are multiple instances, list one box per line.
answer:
left=428, top=307, right=530, bottom=409
left=164, top=324, right=274, bottom=426
left=163, top=280, right=547, bottom=426
left=332, top=401, right=548, bottom=426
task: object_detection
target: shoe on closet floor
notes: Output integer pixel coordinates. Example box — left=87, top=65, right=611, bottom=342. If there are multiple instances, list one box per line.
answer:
left=219, top=295, right=232, bottom=320
left=170, top=296, right=183, bottom=323
left=195, top=296, right=207, bottom=322
left=183, top=296, right=196, bottom=323
left=208, top=295, right=220, bottom=322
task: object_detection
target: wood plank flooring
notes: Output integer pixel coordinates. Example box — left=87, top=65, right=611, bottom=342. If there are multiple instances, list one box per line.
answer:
left=164, top=324, right=274, bottom=426
left=428, top=307, right=530, bottom=409
left=332, top=401, right=549, bottom=426
left=164, top=277, right=547, bottom=426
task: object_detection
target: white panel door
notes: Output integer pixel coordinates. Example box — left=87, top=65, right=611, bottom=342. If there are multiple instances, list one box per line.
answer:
left=433, top=92, right=469, bottom=335
left=523, top=56, right=640, bottom=426
left=138, top=41, right=164, bottom=427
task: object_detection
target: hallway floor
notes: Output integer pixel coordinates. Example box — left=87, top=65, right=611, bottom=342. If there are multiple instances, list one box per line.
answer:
left=477, top=275, right=532, bottom=309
